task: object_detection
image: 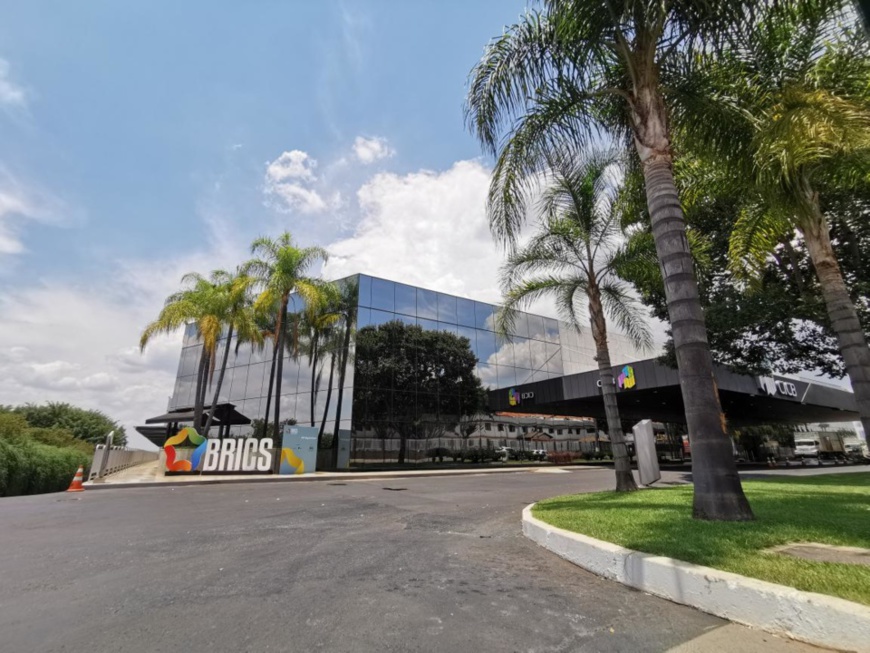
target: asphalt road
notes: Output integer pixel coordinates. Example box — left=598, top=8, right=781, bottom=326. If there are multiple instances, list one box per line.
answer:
left=0, top=469, right=820, bottom=653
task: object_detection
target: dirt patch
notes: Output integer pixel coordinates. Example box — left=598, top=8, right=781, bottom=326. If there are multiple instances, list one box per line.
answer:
left=767, top=543, right=870, bottom=567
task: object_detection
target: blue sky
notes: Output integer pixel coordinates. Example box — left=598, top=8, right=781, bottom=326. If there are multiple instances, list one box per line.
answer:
left=0, top=0, right=533, bottom=447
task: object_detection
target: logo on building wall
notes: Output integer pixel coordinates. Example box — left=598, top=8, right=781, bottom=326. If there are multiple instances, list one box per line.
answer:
left=164, top=427, right=207, bottom=472
left=757, top=376, right=798, bottom=398
left=508, top=388, right=535, bottom=406
left=617, top=365, right=636, bottom=390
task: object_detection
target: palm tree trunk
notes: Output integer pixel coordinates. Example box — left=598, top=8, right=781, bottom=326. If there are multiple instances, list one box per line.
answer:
left=204, top=325, right=234, bottom=438
left=271, top=298, right=288, bottom=474
left=331, top=318, right=354, bottom=468
left=192, top=347, right=209, bottom=433
left=273, top=297, right=289, bottom=442
left=310, top=337, right=319, bottom=427
left=262, top=338, right=278, bottom=442
left=634, top=84, right=752, bottom=520
left=588, top=285, right=637, bottom=492
left=317, top=350, right=337, bottom=454
left=801, top=201, right=870, bottom=440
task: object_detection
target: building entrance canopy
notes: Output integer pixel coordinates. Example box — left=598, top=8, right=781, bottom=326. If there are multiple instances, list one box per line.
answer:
left=488, top=359, right=858, bottom=426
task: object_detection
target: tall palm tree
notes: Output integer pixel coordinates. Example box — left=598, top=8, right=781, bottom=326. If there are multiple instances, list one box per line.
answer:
left=140, top=272, right=225, bottom=432
left=676, top=6, right=870, bottom=439
left=199, top=268, right=263, bottom=437
left=496, top=150, right=651, bottom=492
left=297, top=282, right=341, bottom=429
left=330, top=277, right=359, bottom=469
left=465, top=0, right=828, bottom=520
left=244, top=233, right=328, bottom=445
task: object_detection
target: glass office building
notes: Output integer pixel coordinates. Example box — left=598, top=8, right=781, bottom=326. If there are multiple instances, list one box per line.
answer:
left=166, top=273, right=646, bottom=467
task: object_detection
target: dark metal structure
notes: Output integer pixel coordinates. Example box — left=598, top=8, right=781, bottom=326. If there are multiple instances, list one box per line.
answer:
left=488, top=358, right=858, bottom=426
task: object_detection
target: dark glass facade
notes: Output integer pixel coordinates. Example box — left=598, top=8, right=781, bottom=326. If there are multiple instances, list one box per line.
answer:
left=167, top=274, right=645, bottom=467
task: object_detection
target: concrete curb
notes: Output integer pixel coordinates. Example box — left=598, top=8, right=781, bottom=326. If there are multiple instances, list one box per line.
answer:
left=522, top=504, right=870, bottom=653
left=82, top=466, right=551, bottom=490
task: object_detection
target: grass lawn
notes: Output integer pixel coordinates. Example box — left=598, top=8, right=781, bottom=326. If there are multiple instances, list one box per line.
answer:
left=533, top=472, right=870, bottom=606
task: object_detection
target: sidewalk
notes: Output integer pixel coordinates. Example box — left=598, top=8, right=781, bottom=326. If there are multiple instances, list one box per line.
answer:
left=84, top=460, right=588, bottom=490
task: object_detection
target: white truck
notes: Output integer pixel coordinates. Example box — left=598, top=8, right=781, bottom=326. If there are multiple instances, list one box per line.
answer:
left=794, top=433, right=847, bottom=461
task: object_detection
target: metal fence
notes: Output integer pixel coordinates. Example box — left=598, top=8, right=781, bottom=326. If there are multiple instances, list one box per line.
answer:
left=88, top=445, right=159, bottom=481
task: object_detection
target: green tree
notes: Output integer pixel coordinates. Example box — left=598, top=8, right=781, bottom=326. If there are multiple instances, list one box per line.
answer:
left=495, top=150, right=650, bottom=491
left=244, top=233, right=328, bottom=444
left=197, top=268, right=263, bottom=436
left=6, top=402, right=125, bottom=447
left=140, top=271, right=228, bottom=431
left=464, top=0, right=837, bottom=519
left=353, top=321, right=484, bottom=465
left=676, top=5, right=870, bottom=438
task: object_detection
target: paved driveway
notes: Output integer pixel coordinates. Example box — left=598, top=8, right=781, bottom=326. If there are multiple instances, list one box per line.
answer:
left=0, top=469, right=821, bottom=652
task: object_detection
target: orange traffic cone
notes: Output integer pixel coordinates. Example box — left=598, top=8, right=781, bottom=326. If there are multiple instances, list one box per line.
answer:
left=66, top=465, right=85, bottom=492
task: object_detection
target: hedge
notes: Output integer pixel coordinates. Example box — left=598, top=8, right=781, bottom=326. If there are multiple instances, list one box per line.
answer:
left=0, top=413, right=92, bottom=497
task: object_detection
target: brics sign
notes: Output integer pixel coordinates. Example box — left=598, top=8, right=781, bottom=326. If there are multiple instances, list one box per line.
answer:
left=164, top=428, right=274, bottom=474
left=202, top=438, right=273, bottom=472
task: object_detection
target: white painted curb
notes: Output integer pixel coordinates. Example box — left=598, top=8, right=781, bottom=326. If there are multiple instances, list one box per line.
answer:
left=523, top=504, right=870, bottom=653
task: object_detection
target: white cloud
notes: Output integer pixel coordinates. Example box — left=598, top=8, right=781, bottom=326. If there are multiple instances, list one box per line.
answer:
left=0, top=58, right=26, bottom=108
left=353, top=136, right=394, bottom=164
left=325, top=159, right=505, bottom=303
left=0, top=169, right=64, bottom=257
left=0, top=225, right=252, bottom=450
left=263, top=149, right=336, bottom=214
left=265, top=150, right=317, bottom=182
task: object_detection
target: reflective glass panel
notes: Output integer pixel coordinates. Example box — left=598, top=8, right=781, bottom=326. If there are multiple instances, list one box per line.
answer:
left=528, top=314, right=546, bottom=341
left=394, top=283, right=416, bottom=317
left=417, top=317, right=438, bottom=333
left=475, top=329, right=498, bottom=365
left=358, top=275, right=372, bottom=308
left=437, top=322, right=457, bottom=335
left=543, top=317, right=560, bottom=343
left=416, top=288, right=438, bottom=320
left=229, top=366, right=248, bottom=401
left=370, top=309, right=395, bottom=327
left=497, top=366, right=517, bottom=388
left=513, top=337, right=533, bottom=370
left=356, top=307, right=372, bottom=329
left=457, top=326, right=477, bottom=359
left=370, top=278, right=395, bottom=312
left=546, top=343, right=563, bottom=374
left=512, top=312, right=530, bottom=338
left=457, top=297, right=476, bottom=328
left=474, top=301, right=496, bottom=331
left=530, top=338, right=548, bottom=370
left=437, top=293, right=458, bottom=324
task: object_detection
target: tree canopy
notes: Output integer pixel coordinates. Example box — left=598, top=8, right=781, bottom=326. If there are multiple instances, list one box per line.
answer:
left=3, top=402, right=126, bottom=447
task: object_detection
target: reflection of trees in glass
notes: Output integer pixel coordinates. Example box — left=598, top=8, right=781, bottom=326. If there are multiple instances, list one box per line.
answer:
left=353, top=321, right=485, bottom=464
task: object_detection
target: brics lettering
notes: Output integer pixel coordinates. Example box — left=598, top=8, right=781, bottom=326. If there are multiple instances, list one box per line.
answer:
left=202, top=438, right=273, bottom=472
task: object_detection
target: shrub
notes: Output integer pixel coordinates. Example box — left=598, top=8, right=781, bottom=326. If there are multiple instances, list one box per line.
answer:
left=426, top=447, right=452, bottom=462
left=0, top=412, right=92, bottom=497
left=7, top=402, right=126, bottom=447
left=0, top=439, right=89, bottom=497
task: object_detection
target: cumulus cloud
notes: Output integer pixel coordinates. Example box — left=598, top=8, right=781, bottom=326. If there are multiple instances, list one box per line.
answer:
left=0, top=226, right=252, bottom=450
left=325, top=159, right=506, bottom=303
left=263, top=149, right=335, bottom=214
left=353, top=136, right=394, bottom=164
left=0, top=58, right=26, bottom=108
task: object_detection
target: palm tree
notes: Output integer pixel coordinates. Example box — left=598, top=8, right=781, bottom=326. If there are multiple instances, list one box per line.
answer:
left=464, top=0, right=819, bottom=520
left=244, top=233, right=328, bottom=445
left=496, top=150, right=651, bottom=492
left=199, top=268, right=263, bottom=437
left=676, top=6, right=870, bottom=439
left=297, top=282, right=341, bottom=429
left=330, top=277, right=360, bottom=469
left=140, top=272, right=225, bottom=432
